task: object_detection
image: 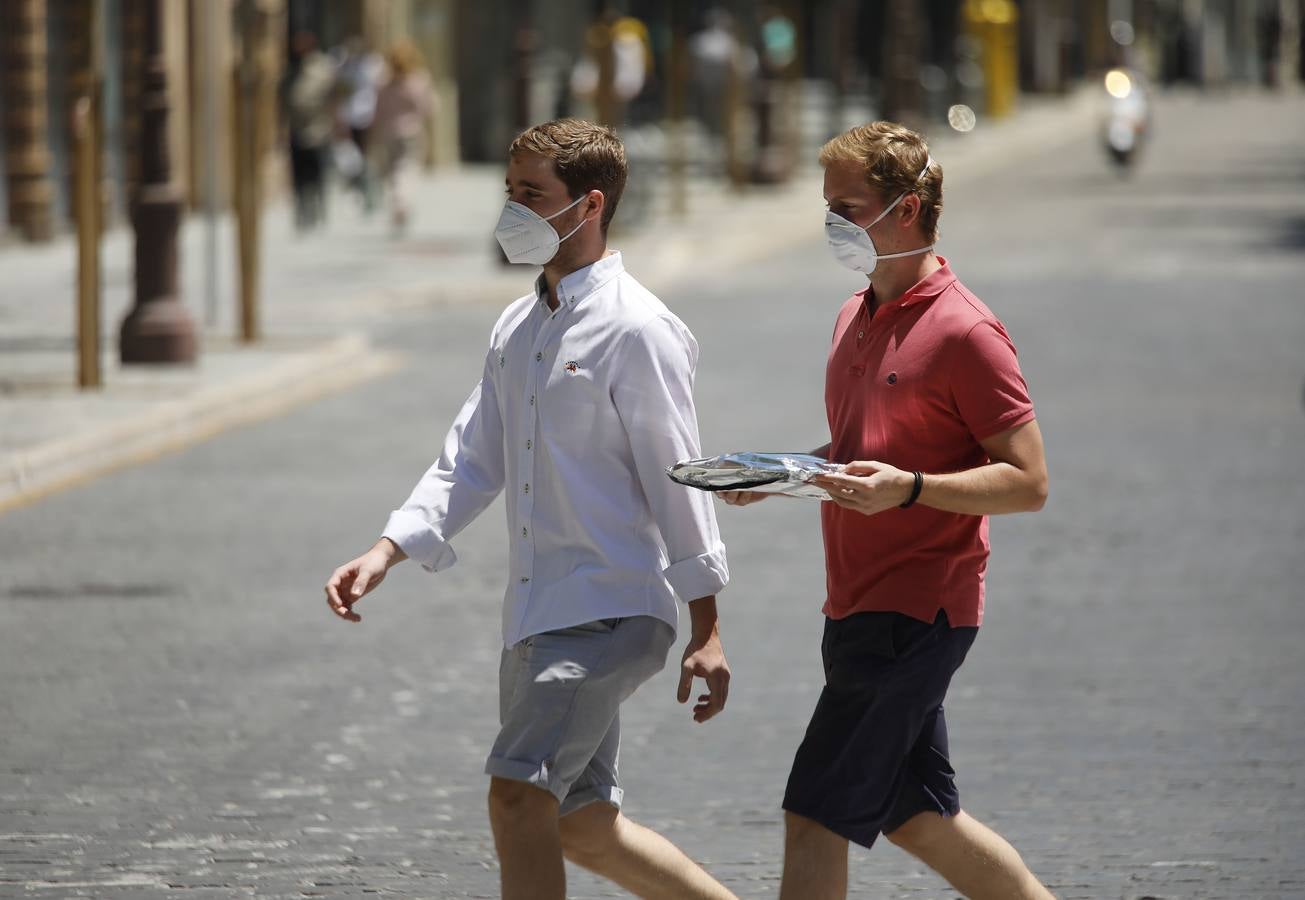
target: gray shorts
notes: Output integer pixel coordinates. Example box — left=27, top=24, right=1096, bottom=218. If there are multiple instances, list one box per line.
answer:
left=484, top=615, right=675, bottom=815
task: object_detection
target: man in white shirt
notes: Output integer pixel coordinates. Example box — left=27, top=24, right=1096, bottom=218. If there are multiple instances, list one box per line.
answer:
left=325, top=119, right=736, bottom=900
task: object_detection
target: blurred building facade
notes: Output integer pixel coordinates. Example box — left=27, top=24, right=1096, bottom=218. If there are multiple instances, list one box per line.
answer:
left=2, top=0, right=1301, bottom=242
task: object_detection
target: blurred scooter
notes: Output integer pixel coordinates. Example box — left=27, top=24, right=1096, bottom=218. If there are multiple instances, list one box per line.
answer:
left=1101, top=67, right=1150, bottom=173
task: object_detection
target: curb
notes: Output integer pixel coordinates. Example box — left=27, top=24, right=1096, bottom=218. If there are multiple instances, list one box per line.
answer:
left=0, top=333, right=405, bottom=516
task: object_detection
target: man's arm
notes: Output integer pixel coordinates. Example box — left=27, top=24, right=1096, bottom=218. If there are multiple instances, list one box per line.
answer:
left=678, top=596, right=730, bottom=723
left=611, top=316, right=732, bottom=720
left=325, top=346, right=507, bottom=622
left=812, top=419, right=1048, bottom=517
left=380, top=352, right=508, bottom=572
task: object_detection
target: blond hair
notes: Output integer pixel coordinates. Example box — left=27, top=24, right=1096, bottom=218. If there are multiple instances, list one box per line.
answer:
left=386, top=39, right=425, bottom=77
left=509, top=118, right=627, bottom=233
left=819, top=121, right=943, bottom=242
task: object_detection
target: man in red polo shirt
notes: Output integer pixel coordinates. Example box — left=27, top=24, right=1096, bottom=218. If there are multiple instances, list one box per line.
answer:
left=722, top=121, right=1053, bottom=899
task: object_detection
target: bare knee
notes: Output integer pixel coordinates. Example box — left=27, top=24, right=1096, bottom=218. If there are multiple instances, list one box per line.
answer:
left=558, top=803, right=621, bottom=867
left=884, top=811, right=953, bottom=857
left=784, top=811, right=847, bottom=856
left=487, top=777, right=557, bottom=833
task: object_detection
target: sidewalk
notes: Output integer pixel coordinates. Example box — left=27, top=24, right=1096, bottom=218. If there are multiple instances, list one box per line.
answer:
left=0, top=88, right=1099, bottom=514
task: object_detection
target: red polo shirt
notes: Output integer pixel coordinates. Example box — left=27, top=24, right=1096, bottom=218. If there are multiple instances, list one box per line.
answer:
left=822, top=258, right=1035, bottom=627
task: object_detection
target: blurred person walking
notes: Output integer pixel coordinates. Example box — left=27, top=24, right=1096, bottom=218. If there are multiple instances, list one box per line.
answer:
left=282, top=31, right=336, bottom=231
left=722, top=121, right=1055, bottom=900
left=325, top=118, right=737, bottom=900
left=333, top=35, right=385, bottom=212
left=372, top=39, right=436, bottom=234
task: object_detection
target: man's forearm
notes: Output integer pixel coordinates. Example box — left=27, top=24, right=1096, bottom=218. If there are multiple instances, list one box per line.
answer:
left=375, top=537, right=409, bottom=567
left=917, top=462, right=1047, bottom=515
left=686, top=595, right=721, bottom=641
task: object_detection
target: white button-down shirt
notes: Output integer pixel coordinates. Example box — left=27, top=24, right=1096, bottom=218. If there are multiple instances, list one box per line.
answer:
left=383, top=252, right=728, bottom=647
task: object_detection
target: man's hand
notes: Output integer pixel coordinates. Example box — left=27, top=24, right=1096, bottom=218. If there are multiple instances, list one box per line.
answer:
left=678, top=596, right=730, bottom=723
left=324, top=538, right=405, bottom=623
left=811, top=460, right=914, bottom=517
left=718, top=490, right=770, bottom=507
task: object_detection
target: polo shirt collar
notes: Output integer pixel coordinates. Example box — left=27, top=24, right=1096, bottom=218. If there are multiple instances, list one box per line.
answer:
left=861, top=256, right=957, bottom=312
left=534, top=251, right=625, bottom=308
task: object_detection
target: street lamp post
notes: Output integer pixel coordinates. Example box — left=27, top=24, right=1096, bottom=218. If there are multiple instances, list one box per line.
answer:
left=119, top=0, right=197, bottom=364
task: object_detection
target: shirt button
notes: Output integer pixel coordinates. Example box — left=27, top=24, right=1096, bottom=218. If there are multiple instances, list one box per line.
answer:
left=522, top=527, right=528, bottom=538
left=530, top=395, right=535, bottom=405
left=526, top=439, right=532, bottom=450
left=524, top=483, right=530, bottom=493
left=520, top=576, right=530, bottom=583
left=536, top=352, right=543, bottom=362
left=857, top=330, right=864, bottom=339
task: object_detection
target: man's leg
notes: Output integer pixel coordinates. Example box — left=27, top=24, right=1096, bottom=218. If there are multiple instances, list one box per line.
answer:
left=885, top=810, right=1055, bottom=900
left=559, top=801, right=737, bottom=900
left=778, top=811, right=848, bottom=900
left=487, top=776, right=565, bottom=900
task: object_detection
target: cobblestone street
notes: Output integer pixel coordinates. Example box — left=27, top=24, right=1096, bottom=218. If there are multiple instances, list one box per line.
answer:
left=2, top=92, right=1304, bottom=898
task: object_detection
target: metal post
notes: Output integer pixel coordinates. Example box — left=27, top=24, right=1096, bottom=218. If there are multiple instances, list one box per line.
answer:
left=1281, top=0, right=1302, bottom=91
left=203, top=0, right=220, bottom=328
left=118, top=0, right=197, bottom=364
left=667, top=0, right=688, bottom=219
left=72, top=0, right=104, bottom=388
left=233, top=0, right=261, bottom=344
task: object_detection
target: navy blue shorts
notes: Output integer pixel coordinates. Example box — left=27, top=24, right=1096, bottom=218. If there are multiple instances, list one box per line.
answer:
left=781, top=609, right=978, bottom=849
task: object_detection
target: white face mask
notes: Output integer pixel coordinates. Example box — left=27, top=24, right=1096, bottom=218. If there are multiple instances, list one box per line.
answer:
left=494, top=193, right=589, bottom=266
left=825, top=157, right=934, bottom=274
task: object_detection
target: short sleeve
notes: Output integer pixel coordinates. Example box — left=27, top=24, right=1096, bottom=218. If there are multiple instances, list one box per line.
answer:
left=949, top=319, right=1036, bottom=442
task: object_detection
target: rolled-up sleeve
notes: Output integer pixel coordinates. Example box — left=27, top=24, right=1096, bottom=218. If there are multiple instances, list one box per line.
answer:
left=612, top=316, right=729, bottom=602
left=382, top=347, right=506, bottom=572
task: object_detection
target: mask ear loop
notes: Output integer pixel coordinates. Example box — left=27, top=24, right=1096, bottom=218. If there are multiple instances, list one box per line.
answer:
left=541, top=192, right=589, bottom=222
left=867, top=155, right=937, bottom=260
left=548, top=191, right=597, bottom=244
left=871, top=155, right=935, bottom=227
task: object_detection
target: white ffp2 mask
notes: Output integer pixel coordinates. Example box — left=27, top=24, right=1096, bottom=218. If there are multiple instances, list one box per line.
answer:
left=494, top=194, right=589, bottom=266
left=825, top=157, right=934, bottom=274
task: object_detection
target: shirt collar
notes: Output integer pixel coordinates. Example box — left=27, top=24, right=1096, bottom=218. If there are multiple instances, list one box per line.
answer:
left=859, top=256, right=956, bottom=313
left=534, top=251, right=626, bottom=308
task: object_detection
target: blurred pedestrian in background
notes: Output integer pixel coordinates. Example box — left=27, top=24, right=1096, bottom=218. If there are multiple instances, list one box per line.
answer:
left=332, top=35, right=385, bottom=214
left=282, top=31, right=336, bottom=232
left=569, top=9, right=652, bottom=127
left=372, top=39, right=437, bottom=235
left=690, top=8, right=757, bottom=179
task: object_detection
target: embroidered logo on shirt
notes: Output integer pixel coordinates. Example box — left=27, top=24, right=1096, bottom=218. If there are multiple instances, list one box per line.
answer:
left=564, top=361, right=581, bottom=373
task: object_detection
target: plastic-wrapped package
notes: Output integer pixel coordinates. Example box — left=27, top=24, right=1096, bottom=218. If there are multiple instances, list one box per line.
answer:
left=666, top=452, right=843, bottom=500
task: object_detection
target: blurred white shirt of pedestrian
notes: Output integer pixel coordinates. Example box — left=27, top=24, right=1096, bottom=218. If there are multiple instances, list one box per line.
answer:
left=337, top=43, right=385, bottom=132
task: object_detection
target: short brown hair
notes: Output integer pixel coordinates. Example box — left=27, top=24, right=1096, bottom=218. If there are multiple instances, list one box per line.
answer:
left=819, top=121, right=943, bottom=242
left=509, top=119, right=627, bottom=233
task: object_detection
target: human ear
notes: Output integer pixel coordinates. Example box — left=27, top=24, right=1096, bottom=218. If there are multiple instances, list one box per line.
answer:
left=586, top=189, right=605, bottom=223
left=898, top=194, right=922, bottom=229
